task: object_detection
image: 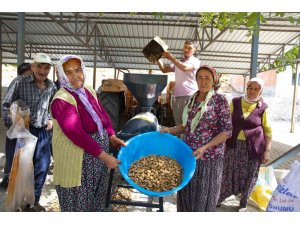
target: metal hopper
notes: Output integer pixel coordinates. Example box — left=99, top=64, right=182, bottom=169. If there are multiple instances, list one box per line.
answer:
left=123, top=73, right=167, bottom=111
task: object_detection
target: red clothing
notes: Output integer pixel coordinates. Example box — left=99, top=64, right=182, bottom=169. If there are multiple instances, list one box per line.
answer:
left=51, top=88, right=115, bottom=157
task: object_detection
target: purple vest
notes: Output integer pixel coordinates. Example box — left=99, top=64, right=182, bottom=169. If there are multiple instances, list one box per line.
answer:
left=226, top=97, right=268, bottom=160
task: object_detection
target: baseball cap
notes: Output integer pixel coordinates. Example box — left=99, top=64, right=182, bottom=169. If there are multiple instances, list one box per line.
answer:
left=32, top=53, right=53, bottom=65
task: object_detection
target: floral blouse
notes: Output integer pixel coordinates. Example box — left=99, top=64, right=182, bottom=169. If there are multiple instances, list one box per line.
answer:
left=183, top=93, right=232, bottom=160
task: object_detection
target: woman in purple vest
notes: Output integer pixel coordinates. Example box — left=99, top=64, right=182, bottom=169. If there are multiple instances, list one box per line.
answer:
left=218, top=77, right=272, bottom=210
left=161, top=65, right=232, bottom=211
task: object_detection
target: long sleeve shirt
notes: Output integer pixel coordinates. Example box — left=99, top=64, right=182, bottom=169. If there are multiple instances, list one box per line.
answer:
left=230, top=98, right=272, bottom=140
left=2, top=75, right=57, bottom=128
left=51, top=88, right=115, bottom=157
left=183, top=93, right=232, bottom=160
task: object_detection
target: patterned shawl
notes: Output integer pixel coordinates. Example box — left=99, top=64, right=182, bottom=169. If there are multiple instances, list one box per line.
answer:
left=182, top=88, right=215, bottom=133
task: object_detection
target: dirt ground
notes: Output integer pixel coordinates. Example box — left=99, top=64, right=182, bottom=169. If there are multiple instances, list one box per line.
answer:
left=0, top=64, right=300, bottom=212
left=1, top=118, right=300, bottom=212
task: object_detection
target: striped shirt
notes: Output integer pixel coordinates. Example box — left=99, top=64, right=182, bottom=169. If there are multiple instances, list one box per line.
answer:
left=2, top=74, right=57, bottom=128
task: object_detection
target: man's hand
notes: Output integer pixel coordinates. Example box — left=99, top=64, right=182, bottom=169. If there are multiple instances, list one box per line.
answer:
left=46, top=119, right=53, bottom=131
left=162, top=51, right=173, bottom=60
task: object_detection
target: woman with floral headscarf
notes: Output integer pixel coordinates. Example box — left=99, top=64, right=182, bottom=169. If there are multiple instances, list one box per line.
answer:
left=161, top=65, right=232, bottom=211
left=50, top=55, right=125, bottom=212
left=218, top=77, right=272, bottom=210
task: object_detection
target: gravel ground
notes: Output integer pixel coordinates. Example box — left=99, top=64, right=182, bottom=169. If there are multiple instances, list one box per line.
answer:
left=1, top=93, right=300, bottom=213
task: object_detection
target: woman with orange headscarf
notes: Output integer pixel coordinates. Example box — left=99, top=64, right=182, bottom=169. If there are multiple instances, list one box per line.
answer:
left=218, top=77, right=272, bottom=210
left=161, top=65, right=232, bottom=211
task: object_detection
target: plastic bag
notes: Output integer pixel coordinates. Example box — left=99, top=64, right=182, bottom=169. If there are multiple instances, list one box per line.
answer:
left=266, top=160, right=300, bottom=212
left=249, top=166, right=277, bottom=211
left=5, top=100, right=37, bottom=212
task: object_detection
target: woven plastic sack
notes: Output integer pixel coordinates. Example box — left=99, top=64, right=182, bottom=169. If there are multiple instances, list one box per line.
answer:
left=249, top=166, right=277, bottom=211
left=266, top=160, right=300, bottom=212
left=5, top=100, right=37, bottom=211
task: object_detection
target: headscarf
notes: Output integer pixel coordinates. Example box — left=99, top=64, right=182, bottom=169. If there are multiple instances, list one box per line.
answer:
left=243, top=77, right=264, bottom=104
left=196, top=65, right=220, bottom=91
left=182, top=65, right=219, bottom=133
left=56, top=55, right=104, bottom=137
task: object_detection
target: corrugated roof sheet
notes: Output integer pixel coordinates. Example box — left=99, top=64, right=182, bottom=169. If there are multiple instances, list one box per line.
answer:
left=0, top=12, right=299, bottom=76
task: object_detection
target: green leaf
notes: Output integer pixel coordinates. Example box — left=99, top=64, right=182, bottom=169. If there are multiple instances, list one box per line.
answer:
left=260, top=15, right=266, bottom=23
left=275, top=12, right=285, bottom=17
left=288, top=16, right=295, bottom=24
left=246, top=12, right=259, bottom=27
left=153, top=12, right=164, bottom=19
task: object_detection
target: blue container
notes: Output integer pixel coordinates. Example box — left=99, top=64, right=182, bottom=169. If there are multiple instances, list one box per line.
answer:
left=117, top=131, right=196, bottom=197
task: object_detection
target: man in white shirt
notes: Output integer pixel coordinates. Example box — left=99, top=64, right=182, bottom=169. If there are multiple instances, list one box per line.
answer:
left=157, top=40, right=200, bottom=125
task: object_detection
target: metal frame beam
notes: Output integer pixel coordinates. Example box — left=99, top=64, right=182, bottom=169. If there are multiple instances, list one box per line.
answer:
left=44, top=12, right=115, bottom=68
left=250, top=15, right=260, bottom=78
left=0, top=19, right=2, bottom=117
left=17, top=12, right=25, bottom=65
left=290, top=38, right=300, bottom=133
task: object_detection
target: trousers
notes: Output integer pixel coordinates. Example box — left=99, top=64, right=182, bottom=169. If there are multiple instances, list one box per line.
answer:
left=29, top=126, right=51, bottom=203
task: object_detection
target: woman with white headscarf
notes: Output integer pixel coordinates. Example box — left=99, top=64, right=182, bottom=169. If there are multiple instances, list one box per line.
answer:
left=50, top=55, right=125, bottom=212
left=218, top=77, right=272, bottom=210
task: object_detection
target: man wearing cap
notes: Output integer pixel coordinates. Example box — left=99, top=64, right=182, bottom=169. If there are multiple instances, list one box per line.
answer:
left=157, top=40, right=200, bottom=126
left=2, top=53, right=57, bottom=211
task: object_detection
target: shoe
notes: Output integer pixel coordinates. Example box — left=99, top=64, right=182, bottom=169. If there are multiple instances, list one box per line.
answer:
left=33, top=202, right=46, bottom=212
left=238, top=207, right=248, bottom=212
left=0, top=177, right=9, bottom=190
left=18, top=203, right=34, bottom=212
left=48, top=163, right=54, bottom=175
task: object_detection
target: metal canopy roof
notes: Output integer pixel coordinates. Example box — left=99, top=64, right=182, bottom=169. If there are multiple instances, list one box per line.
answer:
left=0, top=12, right=300, bottom=76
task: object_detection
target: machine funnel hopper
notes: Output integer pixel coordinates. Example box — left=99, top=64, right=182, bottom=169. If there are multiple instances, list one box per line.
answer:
left=123, top=73, right=167, bottom=108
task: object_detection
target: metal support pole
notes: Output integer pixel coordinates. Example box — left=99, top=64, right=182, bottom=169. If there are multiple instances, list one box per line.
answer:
left=17, top=12, right=25, bottom=66
left=53, top=65, right=56, bottom=81
left=290, top=39, right=300, bottom=133
left=93, top=29, right=97, bottom=90
left=243, top=74, right=247, bottom=93
left=0, top=20, right=3, bottom=117
left=250, top=14, right=260, bottom=79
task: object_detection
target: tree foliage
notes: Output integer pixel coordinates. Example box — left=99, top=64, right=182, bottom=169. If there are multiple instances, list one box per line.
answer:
left=196, top=12, right=300, bottom=73
left=261, top=46, right=299, bottom=73
left=102, top=12, right=300, bottom=73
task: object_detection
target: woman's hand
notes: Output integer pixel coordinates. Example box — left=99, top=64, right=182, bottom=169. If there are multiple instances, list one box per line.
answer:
left=109, top=135, right=126, bottom=149
left=99, top=151, right=120, bottom=169
left=262, top=150, right=270, bottom=164
left=193, top=146, right=207, bottom=160
left=160, top=125, right=184, bottom=135
left=160, top=126, right=172, bottom=134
